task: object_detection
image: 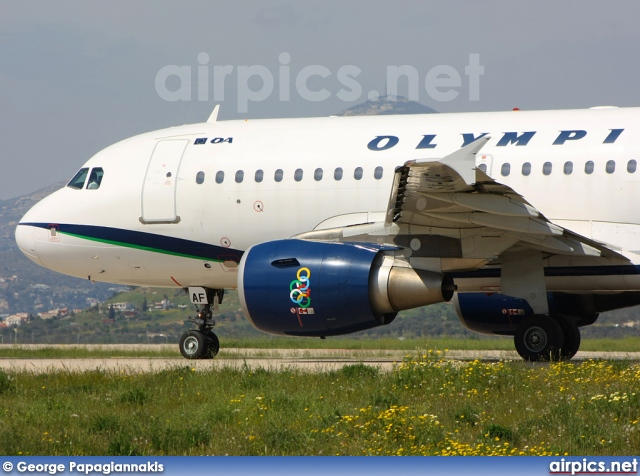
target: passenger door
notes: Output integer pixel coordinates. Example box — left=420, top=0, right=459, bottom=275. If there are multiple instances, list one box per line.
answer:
left=141, top=139, right=189, bottom=223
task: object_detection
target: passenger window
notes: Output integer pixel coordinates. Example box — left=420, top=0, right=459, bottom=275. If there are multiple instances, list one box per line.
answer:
left=255, top=170, right=264, bottom=182
left=294, top=169, right=303, bottom=182
left=274, top=169, right=283, bottom=182
left=314, top=168, right=323, bottom=181
left=215, top=171, right=224, bottom=184
left=374, top=166, right=383, bottom=180
left=500, top=163, right=510, bottom=177
left=235, top=170, right=244, bottom=183
left=606, top=160, right=616, bottom=174
left=354, top=167, right=363, bottom=180
left=86, top=168, right=104, bottom=190
left=67, top=168, right=89, bottom=189
left=628, top=160, right=637, bottom=173
left=478, top=163, right=487, bottom=173
left=542, top=162, right=552, bottom=175
left=563, top=161, right=573, bottom=175
left=196, top=171, right=205, bottom=184
left=334, top=167, right=343, bottom=181
left=521, top=162, right=531, bottom=176
left=585, top=161, right=594, bottom=174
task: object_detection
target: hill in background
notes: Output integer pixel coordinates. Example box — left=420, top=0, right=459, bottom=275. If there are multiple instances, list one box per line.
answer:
left=337, top=95, right=437, bottom=116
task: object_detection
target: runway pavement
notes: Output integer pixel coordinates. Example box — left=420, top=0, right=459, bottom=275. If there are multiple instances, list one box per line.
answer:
left=0, top=346, right=639, bottom=373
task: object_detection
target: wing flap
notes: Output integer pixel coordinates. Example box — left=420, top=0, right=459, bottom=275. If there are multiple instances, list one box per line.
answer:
left=423, top=192, right=540, bottom=217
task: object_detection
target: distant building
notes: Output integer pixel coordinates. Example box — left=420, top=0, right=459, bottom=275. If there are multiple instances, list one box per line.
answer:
left=111, top=302, right=134, bottom=311
left=152, top=299, right=173, bottom=311
left=38, top=310, right=58, bottom=320
left=5, top=313, right=28, bottom=326
left=37, top=308, right=68, bottom=319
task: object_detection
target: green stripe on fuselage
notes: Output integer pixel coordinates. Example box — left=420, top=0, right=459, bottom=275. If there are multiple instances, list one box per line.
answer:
left=59, top=231, right=224, bottom=262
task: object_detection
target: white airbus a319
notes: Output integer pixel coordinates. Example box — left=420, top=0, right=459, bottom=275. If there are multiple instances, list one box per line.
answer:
left=15, top=104, right=640, bottom=361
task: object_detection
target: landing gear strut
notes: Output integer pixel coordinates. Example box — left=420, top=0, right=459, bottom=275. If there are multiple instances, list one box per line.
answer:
left=557, top=317, right=581, bottom=361
left=179, top=288, right=223, bottom=360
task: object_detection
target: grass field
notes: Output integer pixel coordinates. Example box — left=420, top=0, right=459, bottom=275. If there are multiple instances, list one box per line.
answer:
left=0, top=351, right=639, bottom=456
left=1, top=337, right=640, bottom=359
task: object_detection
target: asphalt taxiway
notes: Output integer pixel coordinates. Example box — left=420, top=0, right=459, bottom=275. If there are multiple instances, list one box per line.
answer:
left=0, top=346, right=639, bottom=373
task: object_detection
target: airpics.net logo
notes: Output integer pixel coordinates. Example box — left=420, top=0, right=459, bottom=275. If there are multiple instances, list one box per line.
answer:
left=549, top=458, right=638, bottom=475
left=154, top=52, right=484, bottom=113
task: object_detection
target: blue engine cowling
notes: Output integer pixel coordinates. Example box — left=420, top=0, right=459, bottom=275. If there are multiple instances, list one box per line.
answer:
left=453, top=292, right=611, bottom=335
left=453, top=293, right=534, bottom=335
left=238, top=239, right=453, bottom=337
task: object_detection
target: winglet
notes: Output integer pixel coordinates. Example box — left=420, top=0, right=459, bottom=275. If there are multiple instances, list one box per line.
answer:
left=207, top=104, right=220, bottom=123
left=440, top=135, right=491, bottom=185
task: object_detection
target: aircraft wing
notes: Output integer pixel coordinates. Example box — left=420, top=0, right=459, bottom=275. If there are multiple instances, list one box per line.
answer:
left=382, top=136, right=625, bottom=262
left=295, top=136, right=628, bottom=268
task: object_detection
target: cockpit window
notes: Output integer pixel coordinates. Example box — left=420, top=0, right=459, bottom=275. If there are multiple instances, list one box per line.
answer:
left=67, top=168, right=89, bottom=189
left=86, top=168, right=104, bottom=190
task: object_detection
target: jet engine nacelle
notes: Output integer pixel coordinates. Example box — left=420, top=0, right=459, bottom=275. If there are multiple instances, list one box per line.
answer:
left=238, top=239, right=454, bottom=337
left=451, top=292, right=637, bottom=335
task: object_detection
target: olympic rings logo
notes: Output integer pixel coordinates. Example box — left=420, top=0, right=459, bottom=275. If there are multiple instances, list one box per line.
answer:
left=289, top=267, right=311, bottom=308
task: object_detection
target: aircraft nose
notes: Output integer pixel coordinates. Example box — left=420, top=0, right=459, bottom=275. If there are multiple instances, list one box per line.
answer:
left=15, top=224, right=41, bottom=264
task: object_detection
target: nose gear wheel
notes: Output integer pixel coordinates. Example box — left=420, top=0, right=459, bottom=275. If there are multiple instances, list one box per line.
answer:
left=178, top=288, right=223, bottom=359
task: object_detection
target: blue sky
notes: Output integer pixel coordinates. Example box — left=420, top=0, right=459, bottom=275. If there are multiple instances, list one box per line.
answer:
left=1, top=1, right=639, bottom=199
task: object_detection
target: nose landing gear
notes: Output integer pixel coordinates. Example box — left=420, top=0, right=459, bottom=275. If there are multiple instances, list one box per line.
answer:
left=179, top=287, right=223, bottom=360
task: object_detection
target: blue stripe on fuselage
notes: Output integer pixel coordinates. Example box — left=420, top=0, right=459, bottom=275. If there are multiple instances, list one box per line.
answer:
left=21, top=222, right=244, bottom=262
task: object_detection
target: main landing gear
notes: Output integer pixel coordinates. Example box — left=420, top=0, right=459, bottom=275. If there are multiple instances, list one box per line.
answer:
left=179, top=288, right=223, bottom=360
left=514, top=315, right=581, bottom=362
